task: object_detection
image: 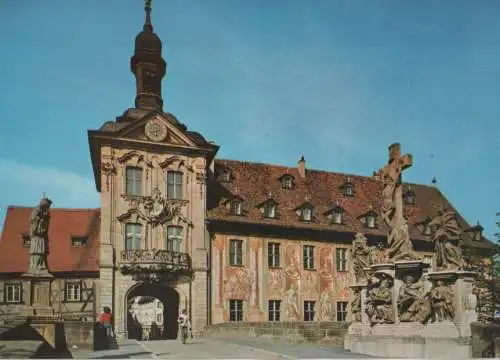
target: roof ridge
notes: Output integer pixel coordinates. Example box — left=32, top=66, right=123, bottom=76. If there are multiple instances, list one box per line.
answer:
left=215, top=158, right=439, bottom=189
left=7, top=206, right=100, bottom=212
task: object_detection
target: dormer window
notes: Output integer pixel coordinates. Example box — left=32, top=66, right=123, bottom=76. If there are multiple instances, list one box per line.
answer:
left=366, top=215, right=376, bottom=228
left=71, top=237, right=87, bottom=247
left=341, top=177, right=355, bottom=197
left=325, top=201, right=344, bottom=225
left=468, top=222, right=484, bottom=241
left=279, top=174, right=295, bottom=189
left=259, top=200, right=277, bottom=219
left=230, top=200, right=242, bottom=216
left=296, top=203, right=314, bottom=222
left=219, top=168, right=233, bottom=183
left=404, top=185, right=416, bottom=205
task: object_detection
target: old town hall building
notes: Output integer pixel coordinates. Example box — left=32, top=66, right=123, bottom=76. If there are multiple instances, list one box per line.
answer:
left=0, top=2, right=493, bottom=341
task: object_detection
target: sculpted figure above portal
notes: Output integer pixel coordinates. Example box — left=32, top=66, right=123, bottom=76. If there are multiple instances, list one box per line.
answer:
left=27, top=196, right=53, bottom=274
left=398, top=275, right=431, bottom=323
left=377, top=143, right=417, bottom=262
left=366, top=275, right=395, bottom=325
left=427, top=209, right=465, bottom=271
left=430, top=280, right=455, bottom=322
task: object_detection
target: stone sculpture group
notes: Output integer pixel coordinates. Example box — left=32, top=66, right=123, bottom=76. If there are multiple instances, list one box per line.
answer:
left=345, top=143, right=482, bottom=359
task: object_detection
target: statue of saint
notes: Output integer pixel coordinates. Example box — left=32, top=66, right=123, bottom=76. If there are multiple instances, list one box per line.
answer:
left=351, top=233, right=373, bottom=282
left=366, top=277, right=395, bottom=325
left=28, top=197, right=52, bottom=273
left=351, top=288, right=362, bottom=322
left=427, top=209, right=465, bottom=271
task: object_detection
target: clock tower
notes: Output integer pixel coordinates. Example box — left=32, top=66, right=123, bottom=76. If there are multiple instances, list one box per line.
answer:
left=88, top=0, right=219, bottom=339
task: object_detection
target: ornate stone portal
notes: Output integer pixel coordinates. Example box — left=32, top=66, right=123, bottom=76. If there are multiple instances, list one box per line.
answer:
left=344, top=143, right=479, bottom=359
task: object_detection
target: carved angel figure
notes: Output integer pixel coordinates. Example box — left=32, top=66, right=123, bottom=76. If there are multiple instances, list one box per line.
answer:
left=28, top=197, right=52, bottom=272
left=398, top=275, right=431, bottom=323
left=430, top=280, right=455, bottom=322
left=428, top=209, right=465, bottom=271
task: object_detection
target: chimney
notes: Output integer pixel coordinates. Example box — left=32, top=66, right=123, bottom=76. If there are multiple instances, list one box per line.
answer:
left=297, top=156, right=306, bottom=178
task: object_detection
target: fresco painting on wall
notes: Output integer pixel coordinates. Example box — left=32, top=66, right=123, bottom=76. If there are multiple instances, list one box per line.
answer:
left=284, top=245, right=301, bottom=280
left=301, top=270, right=319, bottom=294
left=267, top=269, right=284, bottom=295
left=224, top=267, right=250, bottom=299
left=332, top=271, right=354, bottom=299
left=318, top=246, right=334, bottom=278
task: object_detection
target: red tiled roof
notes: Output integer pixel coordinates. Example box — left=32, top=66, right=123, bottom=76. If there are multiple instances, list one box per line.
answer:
left=0, top=207, right=100, bottom=274
left=208, top=159, right=492, bottom=249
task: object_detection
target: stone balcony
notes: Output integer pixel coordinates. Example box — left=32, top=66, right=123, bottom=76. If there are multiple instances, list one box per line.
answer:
left=119, top=249, right=192, bottom=281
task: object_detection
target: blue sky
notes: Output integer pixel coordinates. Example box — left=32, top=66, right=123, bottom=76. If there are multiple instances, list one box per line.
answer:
left=0, top=0, right=499, bottom=239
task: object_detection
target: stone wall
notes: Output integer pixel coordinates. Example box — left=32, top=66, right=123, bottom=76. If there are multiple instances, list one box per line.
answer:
left=63, top=321, right=94, bottom=350
left=205, top=321, right=350, bottom=345
left=470, top=322, right=500, bottom=358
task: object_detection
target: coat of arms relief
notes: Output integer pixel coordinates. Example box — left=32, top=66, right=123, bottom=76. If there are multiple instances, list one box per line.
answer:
left=119, top=187, right=191, bottom=227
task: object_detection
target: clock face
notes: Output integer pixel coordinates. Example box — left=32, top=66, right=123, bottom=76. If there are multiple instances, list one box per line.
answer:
left=145, top=119, right=168, bottom=142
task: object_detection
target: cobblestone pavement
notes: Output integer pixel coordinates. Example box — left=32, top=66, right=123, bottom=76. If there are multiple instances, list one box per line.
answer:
left=138, top=338, right=376, bottom=359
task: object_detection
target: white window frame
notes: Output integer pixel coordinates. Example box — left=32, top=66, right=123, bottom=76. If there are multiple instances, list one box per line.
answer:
left=366, top=215, right=376, bottom=228
left=302, top=207, right=312, bottom=221
left=303, top=245, right=315, bottom=270
left=229, top=239, right=243, bottom=266
left=4, top=283, right=21, bottom=304
left=230, top=200, right=242, bottom=216
left=125, top=166, right=143, bottom=196
left=229, top=299, right=243, bottom=322
left=166, top=226, right=183, bottom=252
left=268, top=300, right=281, bottom=321
left=336, top=301, right=348, bottom=322
left=282, top=177, right=293, bottom=189
left=268, top=243, right=281, bottom=268
left=166, top=171, right=183, bottom=199
left=125, top=223, right=142, bottom=250
left=263, top=203, right=276, bottom=218
left=336, top=248, right=348, bottom=272
left=344, top=185, right=353, bottom=197
left=332, top=210, right=343, bottom=224
left=304, top=300, right=315, bottom=321
left=65, top=282, right=82, bottom=302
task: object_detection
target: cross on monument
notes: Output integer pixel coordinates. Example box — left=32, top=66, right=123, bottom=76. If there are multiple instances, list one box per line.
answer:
left=385, top=142, right=413, bottom=182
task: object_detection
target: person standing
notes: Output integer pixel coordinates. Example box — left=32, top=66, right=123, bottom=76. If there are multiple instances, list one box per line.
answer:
left=177, top=309, right=191, bottom=344
left=99, top=306, right=114, bottom=338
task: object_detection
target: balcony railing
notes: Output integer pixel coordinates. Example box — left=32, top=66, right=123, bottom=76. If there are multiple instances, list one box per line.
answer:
left=119, top=249, right=192, bottom=280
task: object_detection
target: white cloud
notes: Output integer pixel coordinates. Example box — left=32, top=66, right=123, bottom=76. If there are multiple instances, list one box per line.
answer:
left=0, top=158, right=99, bottom=210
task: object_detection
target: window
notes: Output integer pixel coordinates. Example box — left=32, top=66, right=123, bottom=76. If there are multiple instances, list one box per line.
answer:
left=229, top=299, right=243, bottom=321
left=336, top=301, right=348, bottom=322
left=4, top=283, right=21, bottom=303
left=229, top=239, right=243, bottom=266
left=303, top=245, right=315, bottom=270
left=336, top=248, right=348, bottom=272
left=166, top=171, right=183, bottom=199
left=263, top=203, right=276, bottom=218
left=268, top=243, right=281, bottom=268
left=304, top=301, right=315, bottom=321
left=281, top=176, right=293, bottom=189
left=366, top=214, right=376, bottom=228
left=268, top=300, right=281, bottom=321
left=344, top=185, right=353, bottom=197
left=332, top=209, right=343, bottom=224
left=65, top=282, right=81, bottom=302
left=405, top=193, right=416, bottom=205
left=230, top=200, right=242, bottom=216
left=125, top=223, right=142, bottom=250
left=71, top=237, right=87, bottom=247
left=301, top=207, right=312, bottom=221
left=156, top=314, right=163, bottom=323
left=125, top=167, right=143, bottom=196
left=166, top=226, right=182, bottom=252
left=220, top=169, right=232, bottom=183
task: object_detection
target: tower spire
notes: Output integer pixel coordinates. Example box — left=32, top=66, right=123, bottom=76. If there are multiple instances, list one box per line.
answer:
left=144, top=0, right=153, bottom=32
left=131, top=0, right=167, bottom=111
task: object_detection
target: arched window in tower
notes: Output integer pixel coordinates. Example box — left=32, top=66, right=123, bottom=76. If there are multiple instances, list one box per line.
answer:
left=125, top=223, right=142, bottom=250
left=166, top=171, right=183, bottom=199
left=165, top=226, right=182, bottom=252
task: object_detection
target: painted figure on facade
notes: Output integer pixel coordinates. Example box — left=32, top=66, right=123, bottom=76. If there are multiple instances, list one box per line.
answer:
left=285, top=246, right=300, bottom=279
left=319, top=247, right=333, bottom=278
left=366, top=275, right=395, bottom=325
left=28, top=196, right=53, bottom=273
left=283, top=284, right=300, bottom=321
left=377, top=143, right=416, bottom=261
left=398, top=275, right=431, bottom=323
left=430, top=280, right=455, bottom=322
left=427, top=209, right=465, bottom=271
left=316, top=290, right=333, bottom=321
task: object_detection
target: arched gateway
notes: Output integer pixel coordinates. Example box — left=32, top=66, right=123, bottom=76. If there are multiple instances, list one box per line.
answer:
left=125, top=282, right=180, bottom=340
